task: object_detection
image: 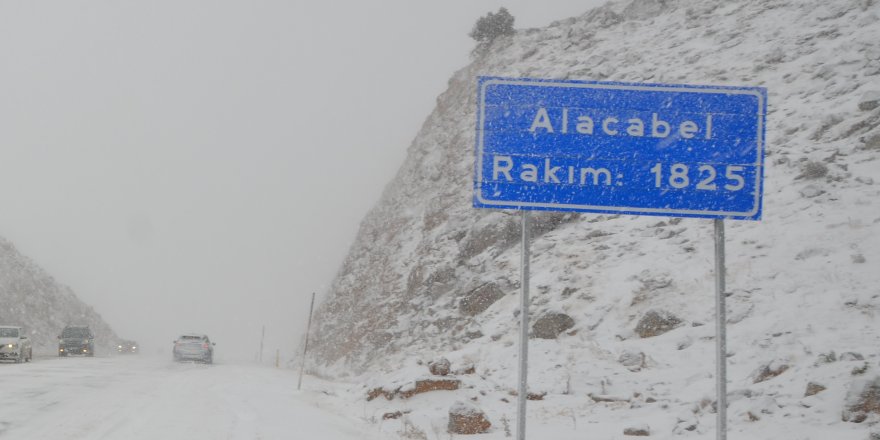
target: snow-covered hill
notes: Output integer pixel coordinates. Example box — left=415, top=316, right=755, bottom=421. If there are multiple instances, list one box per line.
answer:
left=309, top=0, right=880, bottom=437
left=0, top=237, right=117, bottom=354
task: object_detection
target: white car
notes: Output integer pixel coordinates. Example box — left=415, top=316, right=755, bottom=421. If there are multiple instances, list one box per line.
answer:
left=0, top=326, right=33, bottom=363
left=173, top=334, right=214, bottom=364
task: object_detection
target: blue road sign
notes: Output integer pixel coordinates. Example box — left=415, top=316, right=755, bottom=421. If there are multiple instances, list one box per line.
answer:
left=474, top=77, right=767, bottom=220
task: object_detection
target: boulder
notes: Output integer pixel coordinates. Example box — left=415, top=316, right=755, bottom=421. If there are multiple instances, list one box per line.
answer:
left=752, top=361, right=790, bottom=384
left=368, top=378, right=461, bottom=401
left=448, top=401, right=491, bottom=434
left=634, top=310, right=682, bottom=338
left=532, top=312, right=575, bottom=339
left=619, top=350, right=647, bottom=371
left=459, top=283, right=505, bottom=316
left=400, top=378, right=461, bottom=399
left=843, top=376, right=880, bottom=423
left=623, top=424, right=651, bottom=436
left=805, top=382, right=827, bottom=397
left=841, top=352, right=865, bottom=361
left=797, top=161, right=828, bottom=180
left=858, top=91, right=880, bottom=111
left=428, top=357, right=451, bottom=376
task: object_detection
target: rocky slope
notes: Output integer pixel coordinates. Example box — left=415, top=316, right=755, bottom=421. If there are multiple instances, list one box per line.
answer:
left=0, top=237, right=117, bottom=354
left=308, top=0, right=880, bottom=437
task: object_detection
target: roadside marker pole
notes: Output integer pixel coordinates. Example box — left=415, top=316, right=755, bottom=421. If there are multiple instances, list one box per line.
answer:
left=276, top=349, right=280, bottom=368
left=516, top=210, right=530, bottom=440
left=259, top=325, right=265, bottom=364
left=298, top=292, right=316, bottom=391
left=714, top=219, right=727, bottom=440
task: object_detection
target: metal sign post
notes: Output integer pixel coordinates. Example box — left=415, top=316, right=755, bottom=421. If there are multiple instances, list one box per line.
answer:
left=516, top=210, right=530, bottom=440
left=714, top=219, right=727, bottom=439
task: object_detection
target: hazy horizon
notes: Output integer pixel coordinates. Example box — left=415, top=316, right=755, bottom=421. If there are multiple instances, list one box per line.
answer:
left=0, top=0, right=604, bottom=361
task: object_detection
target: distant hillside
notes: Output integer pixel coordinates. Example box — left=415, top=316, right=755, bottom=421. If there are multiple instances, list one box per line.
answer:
left=308, top=0, right=880, bottom=437
left=0, top=237, right=117, bottom=354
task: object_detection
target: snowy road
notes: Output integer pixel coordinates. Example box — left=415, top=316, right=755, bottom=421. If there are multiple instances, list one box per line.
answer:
left=0, top=356, right=380, bottom=440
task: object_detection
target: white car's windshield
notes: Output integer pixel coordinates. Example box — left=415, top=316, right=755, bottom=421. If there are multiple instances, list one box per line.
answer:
left=0, top=328, right=19, bottom=338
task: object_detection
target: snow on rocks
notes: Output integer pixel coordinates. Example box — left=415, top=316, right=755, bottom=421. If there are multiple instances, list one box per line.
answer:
left=458, top=283, right=505, bottom=316
left=622, top=424, right=651, bottom=436
left=428, top=357, right=451, bottom=376
left=634, top=310, right=682, bottom=338
left=805, top=382, right=827, bottom=397
left=752, top=360, right=791, bottom=384
left=448, top=401, right=491, bottom=434
left=842, top=376, right=880, bottom=423
left=531, top=312, right=575, bottom=339
left=858, top=91, right=880, bottom=111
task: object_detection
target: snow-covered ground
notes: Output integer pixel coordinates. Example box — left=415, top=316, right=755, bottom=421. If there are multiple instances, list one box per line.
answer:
left=0, top=356, right=382, bottom=440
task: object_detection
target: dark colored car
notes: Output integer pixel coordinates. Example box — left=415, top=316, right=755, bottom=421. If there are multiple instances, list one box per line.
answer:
left=173, top=334, right=214, bottom=364
left=59, top=325, right=95, bottom=357
left=116, top=340, right=139, bottom=354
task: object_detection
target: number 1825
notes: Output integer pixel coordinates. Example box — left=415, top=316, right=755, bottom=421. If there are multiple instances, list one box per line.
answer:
left=650, top=163, right=745, bottom=191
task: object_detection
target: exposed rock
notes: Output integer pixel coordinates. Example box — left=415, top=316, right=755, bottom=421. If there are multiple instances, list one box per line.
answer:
left=382, top=410, right=409, bottom=420
left=852, top=362, right=870, bottom=376
left=753, top=361, right=790, bottom=383
left=459, top=283, right=505, bottom=316
left=455, top=364, right=477, bottom=375
left=623, top=424, right=651, bottom=436
left=799, top=184, right=825, bottom=198
left=428, top=357, right=451, bottom=376
left=843, top=376, right=880, bottom=423
left=618, top=350, right=647, bottom=371
left=367, top=387, right=395, bottom=401
left=634, top=310, right=683, bottom=338
left=532, top=312, right=575, bottom=339
left=589, top=393, right=630, bottom=403
left=526, top=392, right=546, bottom=401
left=859, top=91, right=880, bottom=111
left=805, top=382, right=827, bottom=397
left=448, top=401, right=491, bottom=434
left=459, top=214, right=519, bottom=260
left=797, top=161, right=829, bottom=180
left=400, top=379, right=461, bottom=399
left=861, top=132, right=880, bottom=151
left=367, top=378, right=461, bottom=401
left=816, top=351, right=837, bottom=365
left=841, top=352, right=866, bottom=361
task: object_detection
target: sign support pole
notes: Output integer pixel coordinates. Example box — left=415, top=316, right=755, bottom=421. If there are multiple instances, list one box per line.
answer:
left=714, top=219, right=727, bottom=440
left=516, top=210, right=530, bottom=440
left=298, top=291, right=316, bottom=391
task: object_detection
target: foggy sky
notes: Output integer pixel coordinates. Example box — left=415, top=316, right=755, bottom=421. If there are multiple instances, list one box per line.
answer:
left=0, top=1, right=602, bottom=361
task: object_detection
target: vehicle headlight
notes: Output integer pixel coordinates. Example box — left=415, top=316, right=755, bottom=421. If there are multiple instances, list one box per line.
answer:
left=6, top=343, right=14, bottom=349
left=118, top=345, right=123, bottom=349
left=84, top=339, right=90, bottom=344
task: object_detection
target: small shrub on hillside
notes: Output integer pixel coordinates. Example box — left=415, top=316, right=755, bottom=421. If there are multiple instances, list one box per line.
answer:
left=470, top=7, right=515, bottom=55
